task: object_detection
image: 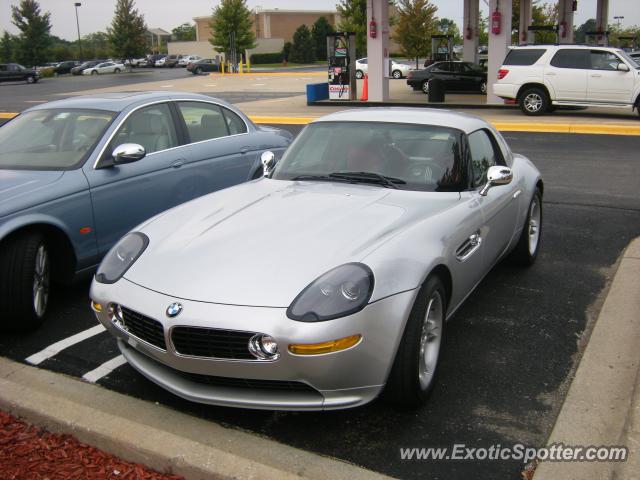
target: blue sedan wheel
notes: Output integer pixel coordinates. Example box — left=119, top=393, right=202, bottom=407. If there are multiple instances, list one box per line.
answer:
left=0, top=233, right=50, bottom=331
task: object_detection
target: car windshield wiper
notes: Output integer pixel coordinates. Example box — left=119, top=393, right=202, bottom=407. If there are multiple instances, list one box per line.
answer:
left=328, top=171, right=406, bottom=189
left=291, top=174, right=350, bottom=183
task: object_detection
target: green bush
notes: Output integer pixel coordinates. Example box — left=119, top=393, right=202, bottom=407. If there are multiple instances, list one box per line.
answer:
left=38, top=67, right=54, bottom=78
left=250, top=52, right=283, bottom=64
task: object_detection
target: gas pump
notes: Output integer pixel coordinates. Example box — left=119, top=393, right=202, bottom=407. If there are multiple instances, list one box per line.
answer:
left=430, top=34, right=454, bottom=62
left=327, top=32, right=357, bottom=100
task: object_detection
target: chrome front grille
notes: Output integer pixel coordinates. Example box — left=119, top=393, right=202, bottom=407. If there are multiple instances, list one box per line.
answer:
left=171, top=326, right=255, bottom=360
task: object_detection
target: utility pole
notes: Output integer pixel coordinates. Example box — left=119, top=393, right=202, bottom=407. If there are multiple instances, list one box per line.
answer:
left=74, top=2, right=83, bottom=61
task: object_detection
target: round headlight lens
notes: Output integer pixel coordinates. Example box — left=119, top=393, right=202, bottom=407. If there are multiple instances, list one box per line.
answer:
left=95, top=232, right=149, bottom=284
left=287, top=263, right=374, bottom=322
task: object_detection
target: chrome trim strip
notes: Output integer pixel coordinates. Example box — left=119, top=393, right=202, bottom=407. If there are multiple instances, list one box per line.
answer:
left=92, top=98, right=252, bottom=169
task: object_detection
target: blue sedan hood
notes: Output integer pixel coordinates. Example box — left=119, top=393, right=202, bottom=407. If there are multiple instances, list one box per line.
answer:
left=0, top=169, right=65, bottom=218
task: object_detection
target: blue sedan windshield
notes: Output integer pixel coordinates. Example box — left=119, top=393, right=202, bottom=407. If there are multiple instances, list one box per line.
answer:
left=0, top=109, right=115, bottom=170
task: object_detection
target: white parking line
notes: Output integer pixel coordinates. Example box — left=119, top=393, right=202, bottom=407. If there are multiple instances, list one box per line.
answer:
left=160, top=84, right=174, bottom=88
left=25, top=324, right=106, bottom=365
left=82, top=355, right=127, bottom=383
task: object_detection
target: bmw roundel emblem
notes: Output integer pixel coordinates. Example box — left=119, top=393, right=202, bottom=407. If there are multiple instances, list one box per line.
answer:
left=166, top=302, right=183, bottom=318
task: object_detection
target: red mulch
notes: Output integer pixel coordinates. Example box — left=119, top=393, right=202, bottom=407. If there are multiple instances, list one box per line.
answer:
left=0, top=410, right=184, bottom=480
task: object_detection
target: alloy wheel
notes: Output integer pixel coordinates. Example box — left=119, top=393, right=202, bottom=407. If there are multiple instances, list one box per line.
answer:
left=32, top=244, right=50, bottom=318
left=528, top=196, right=541, bottom=255
left=524, top=93, right=543, bottom=113
left=418, top=291, right=443, bottom=390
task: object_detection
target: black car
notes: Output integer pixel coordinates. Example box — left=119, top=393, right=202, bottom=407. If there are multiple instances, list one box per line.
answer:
left=187, top=58, right=219, bottom=74
left=0, top=63, right=39, bottom=84
left=53, top=60, right=80, bottom=76
left=407, top=61, right=487, bottom=95
left=71, top=60, right=105, bottom=75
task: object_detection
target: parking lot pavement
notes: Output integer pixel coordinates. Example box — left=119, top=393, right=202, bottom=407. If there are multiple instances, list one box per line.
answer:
left=0, top=68, right=300, bottom=114
left=0, top=130, right=638, bottom=480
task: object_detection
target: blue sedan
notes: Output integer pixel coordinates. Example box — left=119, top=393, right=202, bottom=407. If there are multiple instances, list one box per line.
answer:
left=0, top=91, right=293, bottom=330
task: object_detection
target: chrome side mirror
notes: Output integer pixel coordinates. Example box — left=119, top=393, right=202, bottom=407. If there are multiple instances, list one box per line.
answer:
left=261, top=150, right=275, bottom=177
left=112, top=143, right=146, bottom=165
left=479, top=165, right=513, bottom=196
left=617, top=63, right=630, bottom=72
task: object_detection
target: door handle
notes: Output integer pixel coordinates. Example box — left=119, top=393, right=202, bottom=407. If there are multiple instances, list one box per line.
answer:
left=545, top=72, right=556, bottom=76
left=240, top=146, right=250, bottom=154
left=171, top=160, right=184, bottom=168
left=456, top=231, right=482, bottom=262
left=591, top=74, right=602, bottom=78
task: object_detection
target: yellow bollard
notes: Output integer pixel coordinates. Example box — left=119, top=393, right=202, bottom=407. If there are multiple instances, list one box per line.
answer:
left=239, top=62, right=243, bottom=74
left=221, top=61, right=224, bottom=74
left=246, top=57, right=251, bottom=73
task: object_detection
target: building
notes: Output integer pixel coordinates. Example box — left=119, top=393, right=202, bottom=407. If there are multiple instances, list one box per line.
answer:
left=169, top=9, right=337, bottom=59
left=146, top=28, right=172, bottom=50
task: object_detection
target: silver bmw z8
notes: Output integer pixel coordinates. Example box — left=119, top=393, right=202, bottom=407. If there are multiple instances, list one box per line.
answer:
left=90, top=108, right=543, bottom=411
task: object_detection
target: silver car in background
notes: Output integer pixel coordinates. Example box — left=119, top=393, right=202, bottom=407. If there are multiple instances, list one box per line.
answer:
left=90, top=108, right=543, bottom=411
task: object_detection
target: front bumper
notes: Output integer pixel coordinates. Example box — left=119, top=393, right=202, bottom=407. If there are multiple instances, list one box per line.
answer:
left=91, top=278, right=417, bottom=411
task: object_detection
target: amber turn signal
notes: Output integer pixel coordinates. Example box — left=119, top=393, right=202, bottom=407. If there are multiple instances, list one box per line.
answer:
left=288, top=334, right=361, bottom=355
left=91, top=301, right=102, bottom=312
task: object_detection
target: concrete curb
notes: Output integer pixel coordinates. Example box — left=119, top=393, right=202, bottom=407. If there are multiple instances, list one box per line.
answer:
left=0, top=358, right=393, bottom=480
left=533, top=237, right=640, bottom=480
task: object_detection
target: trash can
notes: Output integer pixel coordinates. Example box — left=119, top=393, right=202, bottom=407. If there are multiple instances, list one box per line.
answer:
left=306, top=83, right=329, bottom=103
left=428, top=78, right=445, bottom=103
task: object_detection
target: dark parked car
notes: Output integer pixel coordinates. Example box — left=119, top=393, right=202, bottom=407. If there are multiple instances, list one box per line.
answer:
left=0, top=91, right=293, bottom=331
left=71, top=60, right=106, bottom=75
left=187, top=58, right=219, bottom=74
left=0, top=63, right=39, bottom=83
left=407, top=61, right=487, bottom=95
left=53, top=60, right=80, bottom=76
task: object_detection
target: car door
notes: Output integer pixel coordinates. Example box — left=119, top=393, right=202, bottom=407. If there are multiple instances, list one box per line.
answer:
left=174, top=100, right=257, bottom=194
left=0, top=64, right=8, bottom=82
left=544, top=49, right=589, bottom=101
left=432, top=62, right=457, bottom=90
left=467, top=129, right=520, bottom=269
left=587, top=50, right=635, bottom=104
left=83, top=101, right=186, bottom=255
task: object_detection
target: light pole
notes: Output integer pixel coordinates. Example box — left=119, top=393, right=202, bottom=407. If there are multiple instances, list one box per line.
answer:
left=74, top=2, right=83, bottom=61
left=614, top=16, right=624, bottom=28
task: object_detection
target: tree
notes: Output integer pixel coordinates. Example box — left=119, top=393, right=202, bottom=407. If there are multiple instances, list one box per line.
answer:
left=290, top=25, right=315, bottom=64
left=172, top=23, right=196, bottom=41
left=479, top=13, right=488, bottom=46
left=437, top=18, right=462, bottom=45
left=209, top=0, right=256, bottom=62
left=531, top=2, right=559, bottom=44
left=82, top=32, right=111, bottom=59
left=311, top=16, right=335, bottom=61
left=282, top=41, right=292, bottom=63
left=392, top=0, right=438, bottom=68
left=108, top=0, right=147, bottom=62
left=336, top=0, right=367, bottom=56
left=11, top=0, right=52, bottom=67
left=0, top=31, right=17, bottom=63
left=574, top=18, right=597, bottom=43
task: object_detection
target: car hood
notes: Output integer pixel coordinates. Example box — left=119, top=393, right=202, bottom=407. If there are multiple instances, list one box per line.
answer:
left=0, top=169, right=66, bottom=218
left=125, top=179, right=460, bottom=307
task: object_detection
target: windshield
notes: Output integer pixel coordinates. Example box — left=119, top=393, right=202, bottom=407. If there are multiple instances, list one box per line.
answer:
left=0, top=109, right=115, bottom=170
left=272, top=121, right=465, bottom=192
left=618, top=50, right=640, bottom=69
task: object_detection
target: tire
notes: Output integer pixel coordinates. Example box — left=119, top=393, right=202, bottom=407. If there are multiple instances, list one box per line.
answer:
left=421, top=80, right=429, bottom=94
left=196, top=67, right=202, bottom=74
left=519, top=87, right=549, bottom=116
left=392, top=69, right=402, bottom=79
left=355, top=70, right=364, bottom=79
left=480, top=81, right=487, bottom=94
left=384, top=275, right=447, bottom=407
left=510, top=188, right=543, bottom=266
left=0, top=233, right=51, bottom=331
left=114, top=68, right=120, bottom=73
left=91, top=70, right=98, bottom=75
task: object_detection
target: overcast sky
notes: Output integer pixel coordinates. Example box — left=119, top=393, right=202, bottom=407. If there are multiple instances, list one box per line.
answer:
left=1, top=0, right=638, bottom=41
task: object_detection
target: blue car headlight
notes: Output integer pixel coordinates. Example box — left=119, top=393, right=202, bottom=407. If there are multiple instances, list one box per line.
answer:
left=287, top=263, right=374, bottom=322
left=95, top=232, right=149, bottom=284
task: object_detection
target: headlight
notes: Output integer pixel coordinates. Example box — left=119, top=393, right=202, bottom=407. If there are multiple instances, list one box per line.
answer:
left=95, top=232, right=149, bottom=284
left=287, top=263, right=374, bottom=322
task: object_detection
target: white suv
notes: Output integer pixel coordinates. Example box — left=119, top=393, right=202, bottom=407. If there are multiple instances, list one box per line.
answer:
left=493, top=45, right=640, bottom=116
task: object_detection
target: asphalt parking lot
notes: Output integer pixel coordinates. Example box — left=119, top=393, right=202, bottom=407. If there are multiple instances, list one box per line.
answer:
left=1, top=125, right=638, bottom=479
left=0, top=67, right=302, bottom=114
